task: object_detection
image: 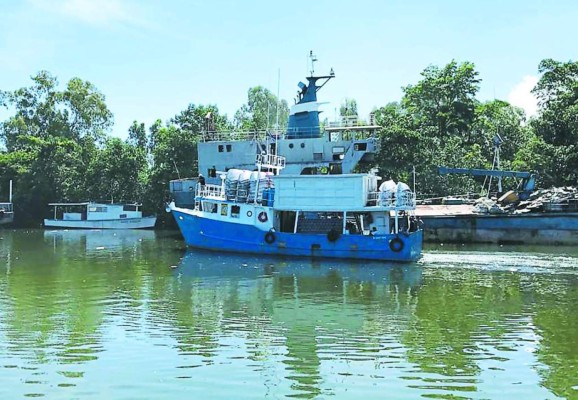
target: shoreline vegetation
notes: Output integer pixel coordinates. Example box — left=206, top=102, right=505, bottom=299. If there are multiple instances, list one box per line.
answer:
left=1, top=58, right=577, bottom=228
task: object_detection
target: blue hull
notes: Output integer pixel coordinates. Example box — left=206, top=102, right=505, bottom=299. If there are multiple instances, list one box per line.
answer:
left=172, top=210, right=422, bottom=262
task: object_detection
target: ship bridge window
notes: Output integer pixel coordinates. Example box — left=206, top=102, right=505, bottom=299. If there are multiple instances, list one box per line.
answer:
left=354, top=142, right=367, bottom=151
left=221, top=204, right=228, bottom=216
left=226, top=144, right=232, bottom=152
left=204, top=202, right=217, bottom=213
left=300, top=167, right=317, bottom=175
left=172, top=181, right=183, bottom=191
left=231, top=205, right=240, bottom=218
left=89, top=206, right=107, bottom=212
left=218, top=145, right=224, bottom=152
left=314, top=153, right=323, bottom=161
left=208, top=166, right=217, bottom=178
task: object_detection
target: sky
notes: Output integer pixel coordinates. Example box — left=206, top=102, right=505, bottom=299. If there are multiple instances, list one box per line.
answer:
left=1, top=0, right=576, bottom=139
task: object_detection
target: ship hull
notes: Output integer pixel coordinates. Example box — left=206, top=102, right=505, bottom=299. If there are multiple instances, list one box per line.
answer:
left=171, top=208, right=422, bottom=262
left=421, top=212, right=578, bottom=245
left=44, top=216, right=157, bottom=230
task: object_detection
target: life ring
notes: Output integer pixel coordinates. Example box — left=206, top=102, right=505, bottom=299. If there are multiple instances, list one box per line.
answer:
left=389, top=237, right=404, bottom=252
left=258, top=211, right=268, bottom=223
left=327, top=229, right=340, bottom=242
left=264, top=231, right=276, bottom=244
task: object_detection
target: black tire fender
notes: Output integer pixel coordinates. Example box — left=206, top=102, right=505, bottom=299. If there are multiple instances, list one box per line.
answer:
left=264, top=231, right=276, bottom=244
left=327, top=229, right=340, bottom=242
left=389, top=237, right=404, bottom=252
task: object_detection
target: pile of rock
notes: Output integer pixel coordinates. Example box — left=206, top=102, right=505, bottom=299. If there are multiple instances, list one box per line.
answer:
left=473, top=186, right=578, bottom=214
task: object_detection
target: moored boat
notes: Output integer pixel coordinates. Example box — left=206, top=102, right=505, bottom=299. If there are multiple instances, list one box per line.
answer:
left=169, top=52, right=380, bottom=209
left=168, top=56, right=423, bottom=261
left=168, top=148, right=422, bottom=262
left=44, top=202, right=156, bottom=229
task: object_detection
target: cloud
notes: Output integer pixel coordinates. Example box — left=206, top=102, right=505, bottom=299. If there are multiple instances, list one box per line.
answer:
left=508, top=75, right=539, bottom=118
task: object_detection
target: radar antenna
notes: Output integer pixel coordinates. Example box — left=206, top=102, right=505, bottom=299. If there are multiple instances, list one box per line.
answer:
left=309, top=50, right=317, bottom=76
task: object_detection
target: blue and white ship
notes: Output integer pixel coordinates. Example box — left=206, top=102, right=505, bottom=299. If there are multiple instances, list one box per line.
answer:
left=170, top=52, right=380, bottom=209
left=168, top=59, right=422, bottom=261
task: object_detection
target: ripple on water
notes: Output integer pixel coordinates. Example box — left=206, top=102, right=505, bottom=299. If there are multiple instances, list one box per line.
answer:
left=421, top=247, right=578, bottom=275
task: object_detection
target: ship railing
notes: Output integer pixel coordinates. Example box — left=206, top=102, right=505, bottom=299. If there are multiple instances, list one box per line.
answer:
left=367, top=191, right=417, bottom=209
left=325, top=114, right=380, bottom=129
left=201, top=129, right=284, bottom=142
left=196, top=184, right=225, bottom=199
left=256, top=153, right=286, bottom=170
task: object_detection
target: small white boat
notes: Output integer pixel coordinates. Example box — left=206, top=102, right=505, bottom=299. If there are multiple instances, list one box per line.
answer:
left=44, top=202, right=156, bottom=229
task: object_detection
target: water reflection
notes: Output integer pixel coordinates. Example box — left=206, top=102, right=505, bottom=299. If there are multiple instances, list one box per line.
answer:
left=162, top=251, right=425, bottom=398
left=0, top=231, right=576, bottom=399
left=43, top=229, right=157, bottom=257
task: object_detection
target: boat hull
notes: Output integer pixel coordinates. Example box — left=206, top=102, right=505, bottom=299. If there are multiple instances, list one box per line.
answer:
left=421, top=212, right=578, bottom=245
left=171, top=208, right=422, bottom=262
left=44, top=216, right=157, bottom=230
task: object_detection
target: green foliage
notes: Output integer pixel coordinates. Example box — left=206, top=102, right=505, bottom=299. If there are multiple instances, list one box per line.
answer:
left=402, top=61, right=481, bottom=141
left=172, top=104, right=231, bottom=136
left=12, top=136, right=87, bottom=225
left=234, top=86, right=289, bottom=131
left=528, top=59, right=578, bottom=185
left=147, top=123, right=199, bottom=225
left=339, top=98, right=358, bottom=117
left=85, top=137, right=147, bottom=203
left=0, top=71, right=113, bottom=151
left=375, top=61, right=537, bottom=199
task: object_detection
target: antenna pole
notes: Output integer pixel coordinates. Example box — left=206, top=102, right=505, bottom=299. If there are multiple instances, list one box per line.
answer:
left=309, top=50, right=317, bottom=76
left=275, top=68, right=281, bottom=157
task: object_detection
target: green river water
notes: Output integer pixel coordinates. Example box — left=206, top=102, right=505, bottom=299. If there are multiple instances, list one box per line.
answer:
left=0, top=229, right=577, bottom=399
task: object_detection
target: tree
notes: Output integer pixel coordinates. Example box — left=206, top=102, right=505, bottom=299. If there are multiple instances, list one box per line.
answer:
left=530, top=58, right=578, bottom=185
left=147, top=123, right=199, bottom=225
left=234, top=86, right=289, bottom=131
left=339, top=98, right=358, bottom=117
left=172, top=104, right=231, bottom=137
left=127, top=121, right=147, bottom=151
left=11, top=136, right=87, bottom=225
left=402, top=61, right=481, bottom=142
left=84, top=137, right=148, bottom=203
left=0, top=71, right=113, bottom=151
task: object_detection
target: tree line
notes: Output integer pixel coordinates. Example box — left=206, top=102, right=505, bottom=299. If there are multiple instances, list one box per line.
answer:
left=0, top=59, right=576, bottom=227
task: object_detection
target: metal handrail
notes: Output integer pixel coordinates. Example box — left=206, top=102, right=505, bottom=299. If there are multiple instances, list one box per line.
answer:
left=201, top=129, right=284, bottom=142
left=196, top=184, right=225, bottom=199
left=256, top=153, right=286, bottom=169
left=367, top=191, right=417, bottom=208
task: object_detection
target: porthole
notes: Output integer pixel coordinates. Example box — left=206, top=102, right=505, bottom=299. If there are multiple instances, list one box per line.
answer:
left=300, top=143, right=305, bottom=148
left=289, top=143, right=294, bottom=149
left=247, top=210, right=253, bottom=217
